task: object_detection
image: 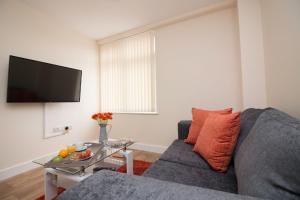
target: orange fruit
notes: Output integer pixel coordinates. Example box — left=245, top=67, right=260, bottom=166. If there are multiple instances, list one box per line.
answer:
left=58, top=149, right=68, bottom=158
left=67, top=145, right=76, bottom=154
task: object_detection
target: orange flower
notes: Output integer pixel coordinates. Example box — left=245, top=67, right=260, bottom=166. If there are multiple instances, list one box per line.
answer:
left=91, top=112, right=113, bottom=123
left=91, top=113, right=99, bottom=120
left=98, top=113, right=103, bottom=119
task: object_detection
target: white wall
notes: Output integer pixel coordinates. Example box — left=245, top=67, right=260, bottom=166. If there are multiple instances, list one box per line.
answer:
left=261, top=0, right=300, bottom=118
left=3, top=0, right=299, bottom=178
left=237, top=0, right=267, bottom=108
left=109, top=7, right=242, bottom=146
left=0, top=0, right=99, bottom=170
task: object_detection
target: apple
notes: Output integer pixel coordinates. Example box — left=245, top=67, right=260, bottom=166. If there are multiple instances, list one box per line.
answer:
left=86, top=149, right=91, bottom=157
left=52, top=156, right=63, bottom=162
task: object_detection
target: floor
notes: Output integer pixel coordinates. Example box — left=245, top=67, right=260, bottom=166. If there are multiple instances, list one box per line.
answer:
left=0, top=149, right=161, bottom=200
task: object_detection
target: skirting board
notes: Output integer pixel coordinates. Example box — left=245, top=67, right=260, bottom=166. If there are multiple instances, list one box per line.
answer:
left=0, top=152, right=56, bottom=181
left=130, top=142, right=167, bottom=154
left=0, top=142, right=167, bottom=181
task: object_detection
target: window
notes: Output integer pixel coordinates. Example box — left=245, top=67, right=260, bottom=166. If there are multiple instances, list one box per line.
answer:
left=100, top=31, right=157, bottom=113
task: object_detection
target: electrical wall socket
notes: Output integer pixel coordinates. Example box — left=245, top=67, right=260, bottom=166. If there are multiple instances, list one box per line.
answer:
left=52, top=127, right=61, bottom=133
left=64, top=125, right=72, bottom=132
left=52, top=125, right=72, bottom=133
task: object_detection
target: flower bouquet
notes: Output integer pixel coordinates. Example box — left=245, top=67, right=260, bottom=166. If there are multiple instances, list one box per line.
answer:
left=91, top=112, right=113, bottom=145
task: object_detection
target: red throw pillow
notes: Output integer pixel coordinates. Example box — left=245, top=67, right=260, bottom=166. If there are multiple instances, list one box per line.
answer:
left=185, top=108, right=232, bottom=144
left=193, top=112, right=241, bottom=172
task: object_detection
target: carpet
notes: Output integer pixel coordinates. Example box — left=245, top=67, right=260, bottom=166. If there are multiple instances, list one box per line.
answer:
left=117, top=160, right=152, bottom=176
left=35, top=160, right=152, bottom=200
left=35, top=187, right=65, bottom=200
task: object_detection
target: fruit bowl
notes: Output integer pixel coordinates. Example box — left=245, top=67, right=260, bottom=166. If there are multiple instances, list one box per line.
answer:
left=70, top=149, right=93, bottom=161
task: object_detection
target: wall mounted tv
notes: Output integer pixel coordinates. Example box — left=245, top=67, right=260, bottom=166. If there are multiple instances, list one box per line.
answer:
left=7, top=55, right=82, bottom=102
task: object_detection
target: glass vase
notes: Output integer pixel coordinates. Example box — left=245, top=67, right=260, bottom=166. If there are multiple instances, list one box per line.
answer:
left=99, top=124, right=112, bottom=146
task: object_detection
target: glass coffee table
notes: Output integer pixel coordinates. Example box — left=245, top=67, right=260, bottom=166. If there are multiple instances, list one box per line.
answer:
left=33, top=141, right=134, bottom=200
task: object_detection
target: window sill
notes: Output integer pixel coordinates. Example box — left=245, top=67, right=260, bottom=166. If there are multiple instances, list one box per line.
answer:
left=113, top=112, right=159, bottom=115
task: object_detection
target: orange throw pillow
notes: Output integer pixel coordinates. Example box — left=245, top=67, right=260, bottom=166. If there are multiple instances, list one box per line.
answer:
left=185, top=108, right=232, bottom=144
left=193, top=112, right=241, bottom=172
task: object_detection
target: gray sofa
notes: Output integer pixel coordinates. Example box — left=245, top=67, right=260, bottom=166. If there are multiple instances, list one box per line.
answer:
left=58, top=108, right=300, bottom=200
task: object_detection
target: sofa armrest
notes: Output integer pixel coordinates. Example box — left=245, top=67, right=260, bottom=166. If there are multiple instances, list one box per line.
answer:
left=178, top=120, right=192, bottom=140
left=58, top=170, right=265, bottom=200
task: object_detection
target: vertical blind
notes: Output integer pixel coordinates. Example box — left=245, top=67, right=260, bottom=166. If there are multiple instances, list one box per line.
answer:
left=100, top=31, right=157, bottom=113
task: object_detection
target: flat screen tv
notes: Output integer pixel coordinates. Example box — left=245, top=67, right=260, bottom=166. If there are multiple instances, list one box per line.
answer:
left=7, top=55, right=82, bottom=102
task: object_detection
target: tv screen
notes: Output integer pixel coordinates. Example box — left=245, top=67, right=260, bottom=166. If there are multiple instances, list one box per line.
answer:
left=7, top=55, right=82, bottom=102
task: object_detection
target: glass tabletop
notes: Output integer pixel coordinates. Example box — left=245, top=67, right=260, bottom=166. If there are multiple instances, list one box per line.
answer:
left=33, top=141, right=134, bottom=174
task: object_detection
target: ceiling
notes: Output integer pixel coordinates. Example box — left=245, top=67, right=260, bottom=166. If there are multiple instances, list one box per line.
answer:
left=20, top=0, right=224, bottom=39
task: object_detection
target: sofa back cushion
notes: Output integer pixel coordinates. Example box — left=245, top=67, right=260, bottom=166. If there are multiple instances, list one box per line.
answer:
left=185, top=108, right=232, bottom=144
left=178, top=120, right=192, bottom=140
left=235, top=108, right=300, bottom=200
left=233, top=108, right=266, bottom=158
left=193, top=112, right=240, bottom=172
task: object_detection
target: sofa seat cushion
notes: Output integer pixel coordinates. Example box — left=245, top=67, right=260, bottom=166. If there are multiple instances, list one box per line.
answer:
left=143, top=160, right=237, bottom=194
left=235, top=108, right=300, bottom=200
left=160, top=139, right=235, bottom=172
left=160, top=140, right=211, bottom=169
